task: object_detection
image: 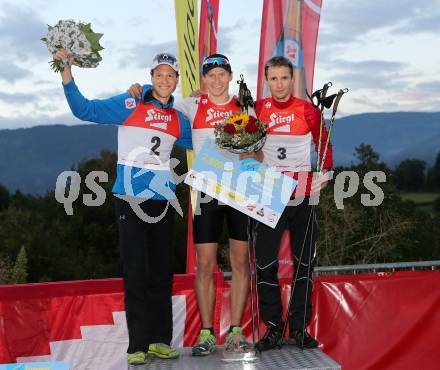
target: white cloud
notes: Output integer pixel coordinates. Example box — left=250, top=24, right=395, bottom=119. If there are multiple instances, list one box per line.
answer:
left=0, top=60, right=31, bottom=83
left=0, top=0, right=438, bottom=129
left=0, top=2, right=48, bottom=61
left=321, top=59, right=411, bottom=90
left=319, top=0, right=440, bottom=46
left=0, top=91, right=38, bottom=103
left=121, top=40, right=178, bottom=69
left=244, top=63, right=259, bottom=77
left=416, top=80, right=440, bottom=91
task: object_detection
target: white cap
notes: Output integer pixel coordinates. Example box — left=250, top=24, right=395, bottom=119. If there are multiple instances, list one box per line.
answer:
left=151, top=53, right=179, bottom=73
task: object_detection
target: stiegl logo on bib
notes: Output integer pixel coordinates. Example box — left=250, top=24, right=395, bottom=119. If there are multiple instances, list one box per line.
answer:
left=206, top=108, right=233, bottom=125
left=269, top=112, right=295, bottom=128
left=145, top=109, right=173, bottom=123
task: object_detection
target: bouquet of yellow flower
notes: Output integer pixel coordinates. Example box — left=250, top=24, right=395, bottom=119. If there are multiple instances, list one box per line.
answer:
left=214, top=112, right=266, bottom=154
left=214, top=75, right=266, bottom=154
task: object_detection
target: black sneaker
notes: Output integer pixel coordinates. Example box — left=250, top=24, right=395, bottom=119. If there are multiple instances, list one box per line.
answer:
left=254, top=324, right=283, bottom=352
left=286, top=329, right=319, bottom=349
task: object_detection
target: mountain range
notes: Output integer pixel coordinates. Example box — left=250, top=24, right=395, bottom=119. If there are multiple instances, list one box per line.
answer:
left=331, top=112, right=440, bottom=167
left=0, top=112, right=438, bottom=194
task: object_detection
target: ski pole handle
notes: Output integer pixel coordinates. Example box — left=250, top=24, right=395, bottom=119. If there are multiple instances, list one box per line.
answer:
left=332, top=88, right=349, bottom=116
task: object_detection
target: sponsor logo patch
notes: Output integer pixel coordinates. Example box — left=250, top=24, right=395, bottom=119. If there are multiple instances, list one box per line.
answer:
left=125, top=98, right=136, bottom=109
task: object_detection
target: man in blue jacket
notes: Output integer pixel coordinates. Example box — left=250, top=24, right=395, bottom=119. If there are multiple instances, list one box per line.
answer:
left=54, top=50, right=192, bottom=365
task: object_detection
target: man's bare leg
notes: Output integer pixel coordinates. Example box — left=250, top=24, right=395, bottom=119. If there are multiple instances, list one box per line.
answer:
left=195, top=243, right=218, bottom=328
left=229, top=238, right=249, bottom=326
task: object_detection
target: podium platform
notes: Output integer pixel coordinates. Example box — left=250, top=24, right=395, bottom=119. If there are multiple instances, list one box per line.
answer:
left=128, top=346, right=341, bottom=370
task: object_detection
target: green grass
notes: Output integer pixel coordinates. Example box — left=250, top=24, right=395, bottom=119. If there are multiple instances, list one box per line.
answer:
left=417, top=204, right=435, bottom=213
left=400, top=192, right=440, bottom=205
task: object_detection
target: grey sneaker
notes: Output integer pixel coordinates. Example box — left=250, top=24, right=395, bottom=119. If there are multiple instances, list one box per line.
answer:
left=225, top=326, right=250, bottom=352
left=192, top=329, right=216, bottom=356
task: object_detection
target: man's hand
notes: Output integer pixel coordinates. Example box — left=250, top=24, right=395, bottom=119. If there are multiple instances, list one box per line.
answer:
left=128, top=83, right=142, bottom=99
left=311, top=169, right=332, bottom=195
left=53, top=48, right=74, bottom=84
left=239, top=149, right=264, bottom=162
left=190, top=89, right=202, bottom=98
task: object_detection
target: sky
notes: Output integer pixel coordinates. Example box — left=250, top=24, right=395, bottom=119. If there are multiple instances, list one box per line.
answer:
left=0, top=0, right=439, bottom=129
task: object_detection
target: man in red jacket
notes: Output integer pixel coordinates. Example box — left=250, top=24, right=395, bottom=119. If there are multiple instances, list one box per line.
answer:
left=127, top=54, right=253, bottom=355
left=253, top=56, right=333, bottom=351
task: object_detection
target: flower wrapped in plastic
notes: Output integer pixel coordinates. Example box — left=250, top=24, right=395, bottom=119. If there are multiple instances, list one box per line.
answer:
left=215, top=74, right=267, bottom=154
left=214, top=112, right=267, bottom=154
left=41, top=20, right=104, bottom=72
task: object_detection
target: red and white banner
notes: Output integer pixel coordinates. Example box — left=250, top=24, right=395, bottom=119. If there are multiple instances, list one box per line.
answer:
left=1, top=270, right=439, bottom=369
left=257, top=0, right=322, bottom=100
left=257, top=0, right=322, bottom=278
left=311, top=270, right=440, bottom=369
left=199, top=0, right=220, bottom=91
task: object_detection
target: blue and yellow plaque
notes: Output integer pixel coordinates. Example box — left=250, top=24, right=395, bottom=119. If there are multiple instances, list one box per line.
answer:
left=185, top=138, right=297, bottom=228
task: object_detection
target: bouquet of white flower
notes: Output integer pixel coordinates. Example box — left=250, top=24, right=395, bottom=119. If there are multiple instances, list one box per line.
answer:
left=41, top=20, right=104, bottom=72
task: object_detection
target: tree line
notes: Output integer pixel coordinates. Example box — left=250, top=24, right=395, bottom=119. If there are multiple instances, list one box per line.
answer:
left=394, top=152, right=440, bottom=192
left=0, top=145, right=439, bottom=284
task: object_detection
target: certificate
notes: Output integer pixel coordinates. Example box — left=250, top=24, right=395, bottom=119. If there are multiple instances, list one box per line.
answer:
left=184, top=138, right=297, bottom=228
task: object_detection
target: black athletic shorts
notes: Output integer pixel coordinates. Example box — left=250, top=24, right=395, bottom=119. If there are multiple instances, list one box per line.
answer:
left=193, top=194, right=249, bottom=244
